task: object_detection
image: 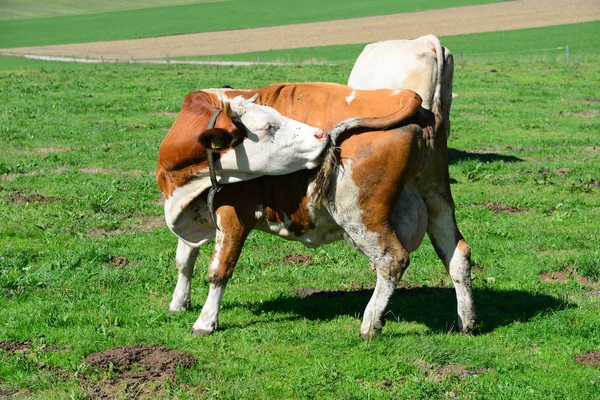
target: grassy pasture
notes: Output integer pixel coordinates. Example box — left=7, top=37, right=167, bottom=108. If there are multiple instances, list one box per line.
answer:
left=177, top=21, right=600, bottom=63
left=0, top=0, right=506, bottom=48
left=0, top=0, right=221, bottom=21
left=0, top=55, right=599, bottom=398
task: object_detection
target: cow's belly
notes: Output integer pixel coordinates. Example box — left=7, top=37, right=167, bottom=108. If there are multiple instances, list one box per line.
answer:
left=391, top=184, right=428, bottom=253
left=255, top=206, right=344, bottom=248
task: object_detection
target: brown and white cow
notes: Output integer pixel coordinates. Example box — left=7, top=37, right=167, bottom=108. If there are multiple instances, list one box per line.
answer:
left=156, top=82, right=476, bottom=339
left=348, top=34, right=454, bottom=138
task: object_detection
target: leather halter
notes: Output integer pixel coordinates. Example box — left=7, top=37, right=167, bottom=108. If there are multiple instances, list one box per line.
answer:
left=205, top=108, right=223, bottom=231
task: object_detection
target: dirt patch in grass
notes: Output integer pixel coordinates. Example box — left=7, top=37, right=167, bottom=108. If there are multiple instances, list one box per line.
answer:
left=415, top=359, right=491, bottom=382
left=5, top=191, right=60, bottom=203
left=539, top=266, right=599, bottom=287
left=35, top=147, right=70, bottom=154
left=89, top=215, right=165, bottom=236
left=79, top=167, right=145, bottom=177
left=83, top=344, right=196, bottom=399
left=473, top=201, right=528, bottom=215
left=574, top=351, right=600, bottom=367
left=284, top=254, right=313, bottom=265
left=0, top=339, right=32, bottom=354
left=568, top=110, right=600, bottom=118
left=111, top=256, right=131, bottom=268
left=582, top=98, right=600, bottom=104
left=585, top=289, right=600, bottom=298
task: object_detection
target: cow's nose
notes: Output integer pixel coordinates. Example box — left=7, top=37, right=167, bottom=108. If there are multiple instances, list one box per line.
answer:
left=314, top=129, right=325, bottom=140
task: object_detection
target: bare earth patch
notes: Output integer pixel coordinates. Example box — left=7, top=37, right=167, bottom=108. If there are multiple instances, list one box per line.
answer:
left=574, top=351, right=600, bottom=367
left=568, top=110, right=600, bottom=118
left=83, top=344, right=196, bottom=399
left=284, top=254, right=314, bottom=265
left=34, top=147, right=70, bottom=154
left=473, top=201, right=528, bottom=215
left=5, top=192, right=60, bottom=203
left=89, top=215, right=165, bottom=236
left=415, top=359, right=491, bottom=382
left=539, top=266, right=599, bottom=287
left=111, top=256, right=132, bottom=268
left=0, top=339, right=32, bottom=354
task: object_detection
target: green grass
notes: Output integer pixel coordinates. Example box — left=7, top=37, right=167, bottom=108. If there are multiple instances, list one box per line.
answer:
left=176, top=21, right=600, bottom=63
left=0, top=0, right=507, bottom=48
left=0, top=56, right=599, bottom=398
left=0, top=0, right=221, bottom=21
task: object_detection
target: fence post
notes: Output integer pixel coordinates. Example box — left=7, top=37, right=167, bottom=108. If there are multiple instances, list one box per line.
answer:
left=565, top=45, right=570, bottom=62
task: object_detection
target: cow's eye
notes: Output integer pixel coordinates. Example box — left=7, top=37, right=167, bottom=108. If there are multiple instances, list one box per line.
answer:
left=262, top=122, right=278, bottom=133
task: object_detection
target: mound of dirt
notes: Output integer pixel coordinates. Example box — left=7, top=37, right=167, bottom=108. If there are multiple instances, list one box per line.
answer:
left=539, top=266, right=599, bottom=287
left=0, top=339, right=32, bottom=353
left=472, top=201, right=528, bottom=215
left=83, top=344, right=196, bottom=399
left=415, top=359, right=491, bottom=382
left=284, top=254, right=313, bottom=265
left=5, top=192, right=59, bottom=203
left=84, top=344, right=196, bottom=377
left=110, top=256, right=131, bottom=268
left=574, top=351, right=600, bottom=367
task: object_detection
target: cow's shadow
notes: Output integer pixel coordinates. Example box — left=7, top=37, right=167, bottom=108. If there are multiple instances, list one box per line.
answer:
left=244, top=286, right=567, bottom=334
left=448, top=148, right=524, bottom=164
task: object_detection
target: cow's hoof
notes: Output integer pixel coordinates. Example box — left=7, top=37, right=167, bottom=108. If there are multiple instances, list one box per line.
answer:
left=169, top=299, right=191, bottom=312
left=459, top=319, right=477, bottom=334
left=191, top=328, right=213, bottom=336
left=360, top=327, right=382, bottom=340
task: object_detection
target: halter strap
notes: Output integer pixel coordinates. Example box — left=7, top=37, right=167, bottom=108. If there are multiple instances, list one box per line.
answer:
left=205, top=109, right=223, bottom=231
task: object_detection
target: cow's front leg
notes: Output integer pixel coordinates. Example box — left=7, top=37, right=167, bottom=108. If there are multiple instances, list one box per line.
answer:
left=169, top=239, right=200, bottom=312
left=191, top=208, right=250, bottom=336
left=361, top=244, right=409, bottom=339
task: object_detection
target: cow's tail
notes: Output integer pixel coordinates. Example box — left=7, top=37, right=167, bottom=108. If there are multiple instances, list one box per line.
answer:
left=312, top=92, right=423, bottom=205
left=430, top=36, right=445, bottom=125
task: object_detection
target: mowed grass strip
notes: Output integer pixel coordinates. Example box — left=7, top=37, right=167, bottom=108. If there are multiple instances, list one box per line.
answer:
left=176, top=21, right=600, bottom=63
left=0, top=58, right=599, bottom=398
left=0, top=0, right=507, bottom=48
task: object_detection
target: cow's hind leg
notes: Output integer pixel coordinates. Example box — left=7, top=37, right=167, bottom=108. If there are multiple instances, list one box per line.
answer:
left=169, top=239, right=200, bottom=312
left=191, top=207, right=252, bottom=336
left=426, top=195, right=476, bottom=333
left=361, top=238, right=409, bottom=339
left=342, top=226, right=409, bottom=339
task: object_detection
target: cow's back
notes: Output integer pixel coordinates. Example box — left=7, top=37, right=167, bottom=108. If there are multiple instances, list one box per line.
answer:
left=212, top=83, right=420, bottom=130
left=347, top=35, right=454, bottom=137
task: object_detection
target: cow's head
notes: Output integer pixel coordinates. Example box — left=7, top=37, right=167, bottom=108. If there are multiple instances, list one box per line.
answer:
left=201, top=95, right=327, bottom=175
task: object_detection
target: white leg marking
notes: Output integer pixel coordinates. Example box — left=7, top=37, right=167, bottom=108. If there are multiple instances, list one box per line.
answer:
left=428, top=210, right=476, bottom=333
left=448, top=245, right=476, bottom=333
left=361, top=266, right=398, bottom=339
left=169, top=239, right=199, bottom=312
left=191, top=227, right=227, bottom=335
left=192, top=283, right=226, bottom=335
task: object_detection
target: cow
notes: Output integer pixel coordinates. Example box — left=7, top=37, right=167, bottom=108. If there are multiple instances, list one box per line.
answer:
left=156, top=82, right=476, bottom=339
left=348, top=34, right=454, bottom=139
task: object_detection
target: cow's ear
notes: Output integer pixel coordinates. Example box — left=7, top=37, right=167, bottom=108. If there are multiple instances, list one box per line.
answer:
left=198, top=128, right=234, bottom=151
left=225, top=94, right=258, bottom=119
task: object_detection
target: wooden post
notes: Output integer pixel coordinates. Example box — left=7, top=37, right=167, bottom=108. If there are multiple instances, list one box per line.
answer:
left=565, top=45, right=570, bottom=62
